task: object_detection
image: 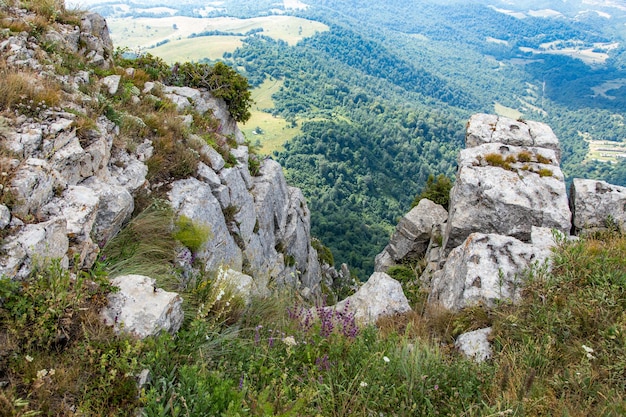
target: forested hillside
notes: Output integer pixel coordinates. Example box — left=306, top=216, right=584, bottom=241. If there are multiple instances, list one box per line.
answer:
left=89, top=0, right=626, bottom=277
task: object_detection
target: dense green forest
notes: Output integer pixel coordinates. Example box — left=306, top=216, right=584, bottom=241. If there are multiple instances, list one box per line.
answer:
left=90, top=0, right=626, bottom=277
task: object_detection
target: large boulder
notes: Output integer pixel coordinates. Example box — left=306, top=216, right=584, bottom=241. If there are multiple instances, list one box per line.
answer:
left=101, top=275, right=184, bottom=338
left=42, top=185, right=100, bottom=269
left=82, top=177, right=134, bottom=246
left=10, top=158, right=63, bottom=219
left=430, top=228, right=555, bottom=310
left=444, top=142, right=570, bottom=250
left=465, top=114, right=561, bottom=160
left=332, top=272, right=411, bottom=325
left=375, top=198, right=447, bottom=271
left=570, top=178, right=626, bottom=234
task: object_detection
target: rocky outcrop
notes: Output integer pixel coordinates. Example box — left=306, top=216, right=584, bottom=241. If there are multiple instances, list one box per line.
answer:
left=0, top=6, right=339, bottom=339
left=101, top=275, right=184, bottom=338
left=375, top=199, right=447, bottom=272
left=331, top=272, right=411, bottom=325
left=425, top=115, right=571, bottom=310
left=444, top=141, right=570, bottom=250
left=570, top=179, right=626, bottom=233
left=429, top=228, right=555, bottom=309
left=374, top=115, right=574, bottom=312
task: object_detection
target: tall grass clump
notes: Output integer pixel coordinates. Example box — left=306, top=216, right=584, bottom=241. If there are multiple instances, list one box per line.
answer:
left=0, top=64, right=61, bottom=116
left=488, top=231, right=626, bottom=416
left=100, top=200, right=178, bottom=286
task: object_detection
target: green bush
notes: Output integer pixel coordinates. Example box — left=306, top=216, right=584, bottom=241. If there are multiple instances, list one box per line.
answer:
left=411, top=173, right=453, bottom=210
left=173, top=215, right=212, bottom=254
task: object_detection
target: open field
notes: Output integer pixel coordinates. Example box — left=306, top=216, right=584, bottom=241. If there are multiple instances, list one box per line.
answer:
left=586, top=137, right=626, bottom=162
left=494, top=102, right=522, bottom=120
left=149, top=37, right=243, bottom=62
left=108, top=15, right=328, bottom=58
left=592, top=78, right=626, bottom=99
left=519, top=41, right=619, bottom=66
left=239, top=79, right=301, bottom=154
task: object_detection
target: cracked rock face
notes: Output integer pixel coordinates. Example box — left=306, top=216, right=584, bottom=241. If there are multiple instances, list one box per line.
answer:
left=375, top=198, right=448, bottom=272
left=570, top=178, right=626, bottom=234
left=444, top=125, right=571, bottom=251
left=429, top=229, right=554, bottom=310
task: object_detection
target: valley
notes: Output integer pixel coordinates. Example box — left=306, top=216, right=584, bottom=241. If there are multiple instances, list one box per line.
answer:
left=84, top=0, right=626, bottom=277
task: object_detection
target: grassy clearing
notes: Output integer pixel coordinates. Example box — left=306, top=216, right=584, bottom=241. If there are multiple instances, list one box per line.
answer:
left=149, top=36, right=244, bottom=63
left=108, top=15, right=329, bottom=58
left=494, top=102, right=522, bottom=120
left=240, top=78, right=301, bottom=154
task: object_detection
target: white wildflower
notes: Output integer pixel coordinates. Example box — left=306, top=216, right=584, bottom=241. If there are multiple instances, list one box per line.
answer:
left=582, top=344, right=596, bottom=359
left=25, top=355, right=33, bottom=362
left=216, top=289, right=225, bottom=301
left=383, top=356, right=390, bottom=363
left=36, top=369, right=48, bottom=379
left=359, top=381, right=368, bottom=387
left=282, top=336, right=297, bottom=347
left=48, top=369, right=55, bottom=376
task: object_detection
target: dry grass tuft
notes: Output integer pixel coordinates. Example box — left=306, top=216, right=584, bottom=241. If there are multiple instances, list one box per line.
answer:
left=0, top=64, right=61, bottom=115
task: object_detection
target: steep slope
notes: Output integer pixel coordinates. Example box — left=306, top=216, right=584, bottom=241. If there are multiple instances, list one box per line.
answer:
left=0, top=2, right=338, bottom=300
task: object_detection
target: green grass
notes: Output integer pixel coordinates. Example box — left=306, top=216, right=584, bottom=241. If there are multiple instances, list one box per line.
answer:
left=149, top=36, right=244, bottom=63
left=109, top=15, right=329, bottom=63
left=2, top=232, right=626, bottom=415
left=240, top=78, right=302, bottom=154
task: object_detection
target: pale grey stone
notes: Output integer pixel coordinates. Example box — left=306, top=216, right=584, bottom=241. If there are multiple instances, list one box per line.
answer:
left=331, top=272, right=411, bottom=325
left=0, top=205, right=10, bottom=229
left=444, top=162, right=570, bottom=250
left=101, top=75, right=121, bottom=95
left=197, top=162, right=221, bottom=186
left=220, top=167, right=256, bottom=243
left=430, top=233, right=550, bottom=310
left=82, top=177, right=134, bottom=245
left=456, top=328, right=492, bottom=363
left=10, top=158, right=63, bottom=218
left=380, top=198, right=447, bottom=264
left=169, top=178, right=242, bottom=272
left=200, top=144, right=226, bottom=172
left=570, top=178, right=626, bottom=233
left=0, top=217, right=69, bottom=279
left=466, top=114, right=560, bottom=158
left=50, top=136, right=94, bottom=185
left=101, top=275, right=183, bottom=338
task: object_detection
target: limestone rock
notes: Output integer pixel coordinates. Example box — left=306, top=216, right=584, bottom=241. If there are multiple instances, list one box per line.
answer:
left=169, top=178, right=243, bottom=272
left=430, top=230, right=555, bottom=310
left=10, top=158, right=63, bottom=219
left=375, top=199, right=447, bottom=271
left=0, top=205, right=10, bottom=229
left=444, top=143, right=570, bottom=250
left=42, top=186, right=100, bottom=269
left=0, top=217, right=69, bottom=279
left=101, top=275, right=184, bottom=338
left=216, top=267, right=265, bottom=304
left=82, top=177, right=134, bottom=245
left=101, top=75, right=121, bottom=95
left=455, top=328, right=492, bottom=363
left=333, top=272, right=411, bottom=325
left=79, top=13, right=114, bottom=68
left=50, top=135, right=94, bottom=185
left=570, top=178, right=626, bottom=233
left=466, top=114, right=560, bottom=159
